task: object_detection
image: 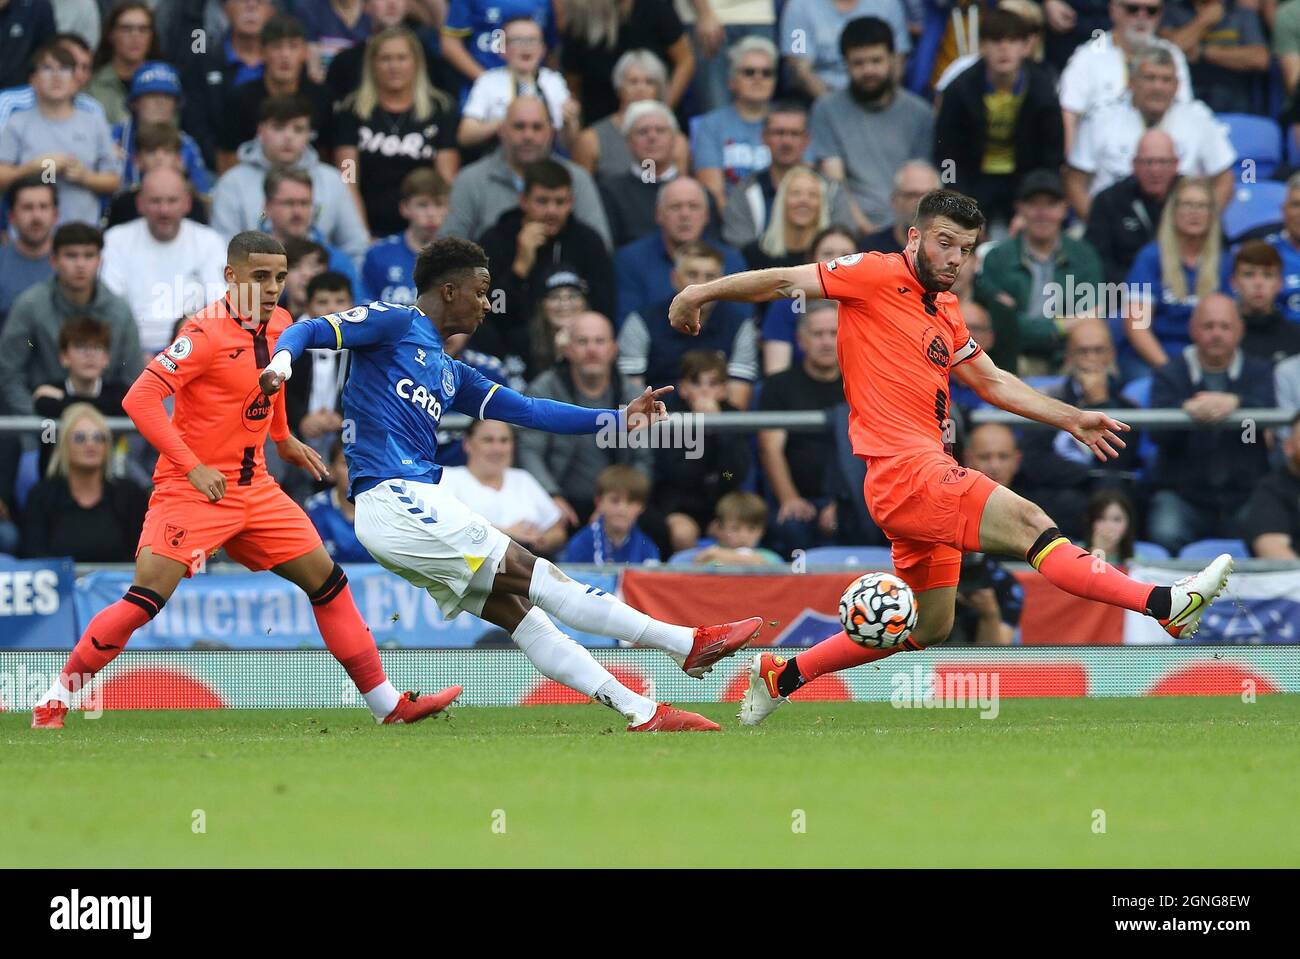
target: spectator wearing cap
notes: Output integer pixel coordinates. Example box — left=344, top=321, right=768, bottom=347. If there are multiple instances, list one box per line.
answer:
left=975, top=170, right=1105, bottom=375
left=218, top=14, right=335, bottom=175
left=85, top=1, right=160, bottom=125
left=0, top=0, right=56, bottom=92
left=517, top=310, right=653, bottom=531
left=100, top=167, right=227, bottom=354
left=211, top=94, right=370, bottom=267
left=932, top=8, right=1064, bottom=232
left=522, top=268, right=588, bottom=386
left=1084, top=129, right=1179, bottom=285
left=0, top=178, right=56, bottom=325
left=440, top=95, right=611, bottom=249
left=476, top=158, right=615, bottom=377
left=111, top=61, right=212, bottom=195
left=361, top=168, right=450, bottom=306
left=0, top=38, right=121, bottom=227
left=177, top=0, right=275, bottom=169
left=599, top=101, right=697, bottom=248
left=0, top=222, right=140, bottom=415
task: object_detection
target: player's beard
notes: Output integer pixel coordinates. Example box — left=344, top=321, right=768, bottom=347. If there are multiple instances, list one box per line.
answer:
left=913, top=244, right=957, bottom=293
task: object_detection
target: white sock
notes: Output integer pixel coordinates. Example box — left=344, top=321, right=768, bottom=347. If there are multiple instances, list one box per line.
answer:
left=39, top=677, right=72, bottom=707
left=528, top=558, right=695, bottom=658
left=364, top=680, right=401, bottom=721
left=512, top=606, right=657, bottom=724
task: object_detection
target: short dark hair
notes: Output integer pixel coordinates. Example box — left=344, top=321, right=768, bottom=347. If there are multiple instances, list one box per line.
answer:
left=1233, top=239, right=1283, bottom=273
left=6, top=175, right=56, bottom=210
left=135, top=121, right=182, bottom=154
left=522, top=158, right=572, bottom=194
left=596, top=464, right=650, bottom=503
left=680, top=349, right=728, bottom=383
left=53, top=222, right=103, bottom=253
left=764, top=100, right=808, bottom=126
left=264, top=165, right=313, bottom=201
left=283, top=236, right=326, bottom=268
left=981, top=8, right=1033, bottom=42
left=228, top=230, right=286, bottom=264
left=307, top=270, right=353, bottom=301
left=914, top=189, right=986, bottom=233
left=29, top=39, right=75, bottom=76
left=261, top=13, right=307, bottom=46
left=673, top=240, right=724, bottom=268
left=401, top=167, right=450, bottom=201
left=840, top=16, right=895, bottom=57
left=259, top=93, right=313, bottom=125
left=58, top=315, right=110, bottom=352
left=54, top=32, right=93, bottom=57
left=413, top=237, right=489, bottom=294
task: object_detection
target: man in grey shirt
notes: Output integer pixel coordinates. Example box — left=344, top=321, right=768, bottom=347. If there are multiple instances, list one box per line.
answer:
left=809, top=16, right=933, bottom=234
left=0, top=39, right=120, bottom=227
left=0, top=177, right=56, bottom=323
left=440, top=95, right=612, bottom=250
left=516, top=311, right=651, bottom=525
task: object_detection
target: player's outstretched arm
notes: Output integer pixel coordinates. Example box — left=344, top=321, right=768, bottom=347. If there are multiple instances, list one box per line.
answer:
left=953, top=352, right=1131, bottom=461
left=260, top=303, right=414, bottom=395
left=453, top=365, right=671, bottom=435
left=669, top=263, right=824, bottom=335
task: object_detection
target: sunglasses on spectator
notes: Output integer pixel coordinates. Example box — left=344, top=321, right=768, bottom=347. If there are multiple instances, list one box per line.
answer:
left=738, top=67, right=776, bottom=78
left=1120, top=3, right=1162, bottom=17
left=71, top=431, right=108, bottom=445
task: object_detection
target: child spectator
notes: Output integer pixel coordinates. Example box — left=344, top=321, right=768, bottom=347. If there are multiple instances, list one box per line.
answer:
left=1084, top=489, right=1138, bottom=566
left=691, top=491, right=783, bottom=566
left=361, top=168, right=450, bottom=306
left=1230, top=241, right=1300, bottom=366
left=31, top=315, right=127, bottom=472
left=104, top=122, right=212, bottom=228
left=561, top=464, right=660, bottom=564
left=282, top=237, right=329, bottom=319
left=306, top=440, right=371, bottom=562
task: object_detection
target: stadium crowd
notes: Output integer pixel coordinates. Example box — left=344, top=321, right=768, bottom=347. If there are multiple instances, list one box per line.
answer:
left=4, top=0, right=1300, bottom=598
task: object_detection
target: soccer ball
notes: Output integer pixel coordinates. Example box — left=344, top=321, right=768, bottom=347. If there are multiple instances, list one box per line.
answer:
left=839, top=572, right=918, bottom=648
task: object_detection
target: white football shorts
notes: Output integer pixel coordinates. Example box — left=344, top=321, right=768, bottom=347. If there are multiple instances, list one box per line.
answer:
left=354, top=478, right=512, bottom=618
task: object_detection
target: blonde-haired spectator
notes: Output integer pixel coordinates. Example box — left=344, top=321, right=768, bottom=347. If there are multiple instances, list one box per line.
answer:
left=743, top=165, right=829, bottom=270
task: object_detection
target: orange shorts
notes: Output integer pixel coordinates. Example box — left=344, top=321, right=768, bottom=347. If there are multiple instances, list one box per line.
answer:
left=137, top=477, right=323, bottom=577
left=862, top=448, right=999, bottom=593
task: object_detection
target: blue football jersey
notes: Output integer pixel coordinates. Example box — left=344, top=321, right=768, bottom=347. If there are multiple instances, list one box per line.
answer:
left=275, top=301, right=624, bottom=499
left=361, top=235, right=418, bottom=306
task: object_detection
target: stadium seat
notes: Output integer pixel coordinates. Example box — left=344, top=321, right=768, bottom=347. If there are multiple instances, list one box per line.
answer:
left=1132, top=540, right=1171, bottom=561
left=1222, top=181, right=1287, bottom=243
left=1217, top=113, right=1283, bottom=179
left=1177, top=538, right=1249, bottom=561
left=801, top=545, right=893, bottom=568
left=1287, top=124, right=1300, bottom=168
left=1119, top=375, right=1159, bottom=475
left=1120, top=375, right=1152, bottom=408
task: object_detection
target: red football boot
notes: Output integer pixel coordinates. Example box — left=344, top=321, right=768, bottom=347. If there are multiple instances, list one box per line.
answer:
left=32, top=701, right=69, bottom=730
left=679, top=616, right=763, bottom=678
left=627, top=703, right=721, bottom=732
left=382, top=686, right=462, bottom=724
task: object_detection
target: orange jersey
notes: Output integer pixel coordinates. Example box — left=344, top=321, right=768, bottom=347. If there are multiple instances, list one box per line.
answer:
left=817, top=252, right=982, bottom=458
left=140, top=297, right=293, bottom=486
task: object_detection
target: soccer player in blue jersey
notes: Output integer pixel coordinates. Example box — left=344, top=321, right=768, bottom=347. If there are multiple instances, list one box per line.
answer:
left=261, top=238, right=761, bottom=732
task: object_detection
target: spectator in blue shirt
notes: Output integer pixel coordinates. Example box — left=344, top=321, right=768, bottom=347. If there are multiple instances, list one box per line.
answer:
left=761, top=225, right=856, bottom=374
left=1123, top=175, right=1223, bottom=383
left=614, top=176, right=745, bottom=323
left=617, top=240, right=759, bottom=409
left=294, top=0, right=372, bottom=70
left=691, top=35, right=776, bottom=211
left=361, top=167, right=450, bottom=306
left=306, top=440, right=372, bottom=563
left=440, top=0, right=557, bottom=90
left=562, top=464, right=660, bottom=564
left=112, top=61, right=212, bottom=194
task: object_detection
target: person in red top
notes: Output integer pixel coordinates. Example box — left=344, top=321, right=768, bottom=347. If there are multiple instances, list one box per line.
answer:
left=669, top=189, right=1237, bottom=726
left=32, top=231, right=459, bottom=730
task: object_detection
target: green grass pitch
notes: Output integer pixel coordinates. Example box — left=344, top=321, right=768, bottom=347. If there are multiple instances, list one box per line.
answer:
left=4, top=696, right=1298, bottom=868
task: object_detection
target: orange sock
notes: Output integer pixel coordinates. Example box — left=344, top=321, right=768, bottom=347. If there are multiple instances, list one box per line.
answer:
left=309, top=565, right=386, bottom=694
left=785, top=630, right=914, bottom=694
left=1028, top=529, right=1155, bottom=614
left=59, top=586, right=165, bottom=691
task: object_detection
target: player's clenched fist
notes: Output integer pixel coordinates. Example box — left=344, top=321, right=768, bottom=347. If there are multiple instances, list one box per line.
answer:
left=668, top=289, right=702, bottom=335
left=259, top=351, right=294, bottom=396
left=188, top=463, right=226, bottom=502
